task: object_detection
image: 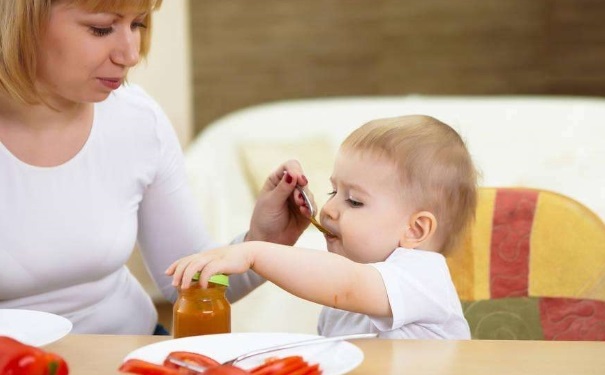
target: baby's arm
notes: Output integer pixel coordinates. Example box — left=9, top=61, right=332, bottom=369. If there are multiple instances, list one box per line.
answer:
left=166, top=241, right=391, bottom=317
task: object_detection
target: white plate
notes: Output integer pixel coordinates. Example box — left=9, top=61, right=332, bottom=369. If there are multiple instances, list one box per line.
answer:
left=125, top=332, right=364, bottom=375
left=0, top=309, right=73, bottom=346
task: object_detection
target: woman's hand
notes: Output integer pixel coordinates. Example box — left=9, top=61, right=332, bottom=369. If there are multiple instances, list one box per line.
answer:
left=245, top=160, right=310, bottom=245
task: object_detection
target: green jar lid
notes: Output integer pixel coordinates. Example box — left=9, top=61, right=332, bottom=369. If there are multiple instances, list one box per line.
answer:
left=192, top=272, right=229, bottom=286
left=209, top=274, right=229, bottom=286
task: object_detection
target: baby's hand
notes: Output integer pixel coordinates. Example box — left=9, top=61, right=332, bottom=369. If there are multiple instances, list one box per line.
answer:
left=165, top=244, right=254, bottom=289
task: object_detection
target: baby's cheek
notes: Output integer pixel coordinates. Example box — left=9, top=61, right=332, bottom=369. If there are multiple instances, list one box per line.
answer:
left=343, top=233, right=376, bottom=263
left=357, top=232, right=399, bottom=263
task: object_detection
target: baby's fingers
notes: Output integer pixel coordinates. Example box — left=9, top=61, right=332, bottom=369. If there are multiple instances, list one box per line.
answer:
left=165, top=260, right=178, bottom=275
left=181, top=263, right=203, bottom=289
left=198, top=261, right=225, bottom=289
left=170, top=260, right=189, bottom=288
left=170, top=255, right=198, bottom=287
left=178, top=256, right=213, bottom=289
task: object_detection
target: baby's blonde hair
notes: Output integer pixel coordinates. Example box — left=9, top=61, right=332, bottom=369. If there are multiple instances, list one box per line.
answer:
left=341, top=115, right=478, bottom=254
left=0, top=0, right=162, bottom=104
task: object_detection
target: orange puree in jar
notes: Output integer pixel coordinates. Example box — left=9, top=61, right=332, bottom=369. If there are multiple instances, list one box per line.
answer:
left=172, top=273, right=230, bottom=338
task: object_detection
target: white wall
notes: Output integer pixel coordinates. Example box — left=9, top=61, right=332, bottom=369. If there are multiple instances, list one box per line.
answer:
left=129, top=0, right=193, bottom=146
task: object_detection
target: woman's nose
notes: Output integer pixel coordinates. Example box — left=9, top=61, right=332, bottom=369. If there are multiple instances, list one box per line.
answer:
left=111, top=30, right=140, bottom=67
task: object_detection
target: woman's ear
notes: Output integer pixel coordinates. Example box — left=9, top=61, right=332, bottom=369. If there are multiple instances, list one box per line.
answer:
left=399, top=211, right=437, bottom=249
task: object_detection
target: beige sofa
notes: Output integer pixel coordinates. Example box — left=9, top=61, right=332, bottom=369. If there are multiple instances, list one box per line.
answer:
left=182, top=95, right=605, bottom=334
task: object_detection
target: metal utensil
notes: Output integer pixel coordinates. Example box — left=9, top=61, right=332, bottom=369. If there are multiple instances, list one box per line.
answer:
left=168, top=333, right=377, bottom=372
left=296, top=185, right=333, bottom=236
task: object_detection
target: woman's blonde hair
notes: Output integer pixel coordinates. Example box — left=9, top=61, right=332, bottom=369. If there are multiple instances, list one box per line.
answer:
left=341, top=115, right=478, bottom=254
left=0, top=0, right=162, bottom=104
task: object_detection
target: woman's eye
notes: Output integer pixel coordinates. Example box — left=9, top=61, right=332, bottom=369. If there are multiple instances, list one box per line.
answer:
left=346, top=199, right=363, bottom=208
left=90, top=26, right=113, bottom=37
left=131, top=21, right=147, bottom=30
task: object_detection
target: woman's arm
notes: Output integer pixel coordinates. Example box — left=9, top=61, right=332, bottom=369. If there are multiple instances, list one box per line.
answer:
left=136, top=89, right=312, bottom=303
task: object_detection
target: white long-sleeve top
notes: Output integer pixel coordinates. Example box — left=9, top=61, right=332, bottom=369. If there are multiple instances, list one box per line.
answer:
left=0, top=85, right=262, bottom=334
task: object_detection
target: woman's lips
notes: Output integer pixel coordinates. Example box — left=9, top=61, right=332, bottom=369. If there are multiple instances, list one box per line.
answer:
left=98, top=77, right=122, bottom=90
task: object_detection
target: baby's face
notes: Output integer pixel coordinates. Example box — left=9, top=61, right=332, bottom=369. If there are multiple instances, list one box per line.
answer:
left=319, top=149, right=413, bottom=263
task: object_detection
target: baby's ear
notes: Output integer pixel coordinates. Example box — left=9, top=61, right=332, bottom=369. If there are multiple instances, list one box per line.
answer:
left=399, top=211, right=437, bottom=249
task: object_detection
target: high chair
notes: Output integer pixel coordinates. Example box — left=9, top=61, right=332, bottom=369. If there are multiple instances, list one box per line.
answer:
left=446, top=187, right=605, bottom=340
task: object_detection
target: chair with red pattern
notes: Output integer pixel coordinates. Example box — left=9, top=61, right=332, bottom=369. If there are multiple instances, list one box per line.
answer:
left=446, top=187, right=605, bottom=340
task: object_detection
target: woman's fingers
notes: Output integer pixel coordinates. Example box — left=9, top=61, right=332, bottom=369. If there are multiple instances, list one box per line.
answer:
left=263, top=160, right=307, bottom=191
left=274, top=171, right=297, bottom=200
left=281, top=159, right=308, bottom=187
left=296, top=185, right=320, bottom=217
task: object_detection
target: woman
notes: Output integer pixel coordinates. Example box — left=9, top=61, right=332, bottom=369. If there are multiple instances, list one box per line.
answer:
left=0, top=0, right=310, bottom=334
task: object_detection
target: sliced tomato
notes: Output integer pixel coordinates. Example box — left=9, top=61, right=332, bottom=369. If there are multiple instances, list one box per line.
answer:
left=271, top=361, right=308, bottom=375
left=201, top=364, right=251, bottom=375
left=163, top=351, right=220, bottom=369
left=249, top=356, right=306, bottom=375
left=119, top=359, right=181, bottom=375
left=288, top=363, right=321, bottom=375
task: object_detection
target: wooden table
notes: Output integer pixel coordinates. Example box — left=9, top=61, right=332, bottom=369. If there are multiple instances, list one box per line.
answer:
left=45, top=335, right=605, bottom=374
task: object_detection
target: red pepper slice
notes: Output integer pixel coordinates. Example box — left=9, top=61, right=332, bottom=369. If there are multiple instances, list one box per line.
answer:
left=0, top=336, right=69, bottom=375
left=119, top=359, right=181, bottom=375
left=44, top=352, right=69, bottom=375
left=201, top=364, right=251, bottom=375
left=271, top=360, right=308, bottom=375
left=288, top=363, right=321, bottom=375
left=163, top=351, right=221, bottom=369
left=250, top=356, right=306, bottom=375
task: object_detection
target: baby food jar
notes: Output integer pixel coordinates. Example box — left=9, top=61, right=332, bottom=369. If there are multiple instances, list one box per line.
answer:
left=172, top=273, right=230, bottom=338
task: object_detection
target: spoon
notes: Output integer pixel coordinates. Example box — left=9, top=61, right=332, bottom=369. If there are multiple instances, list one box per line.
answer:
left=295, top=185, right=333, bottom=236
left=168, top=333, right=377, bottom=371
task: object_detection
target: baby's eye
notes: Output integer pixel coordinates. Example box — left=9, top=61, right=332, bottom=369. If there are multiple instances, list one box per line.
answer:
left=346, top=198, right=363, bottom=208
left=327, top=190, right=337, bottom=197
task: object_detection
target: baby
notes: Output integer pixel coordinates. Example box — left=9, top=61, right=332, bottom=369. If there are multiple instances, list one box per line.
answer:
left=167, top=114, right=477, bottom=339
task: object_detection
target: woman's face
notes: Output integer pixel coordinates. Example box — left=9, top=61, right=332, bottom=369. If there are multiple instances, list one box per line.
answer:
left=36, top=2, right=148, bottom=105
